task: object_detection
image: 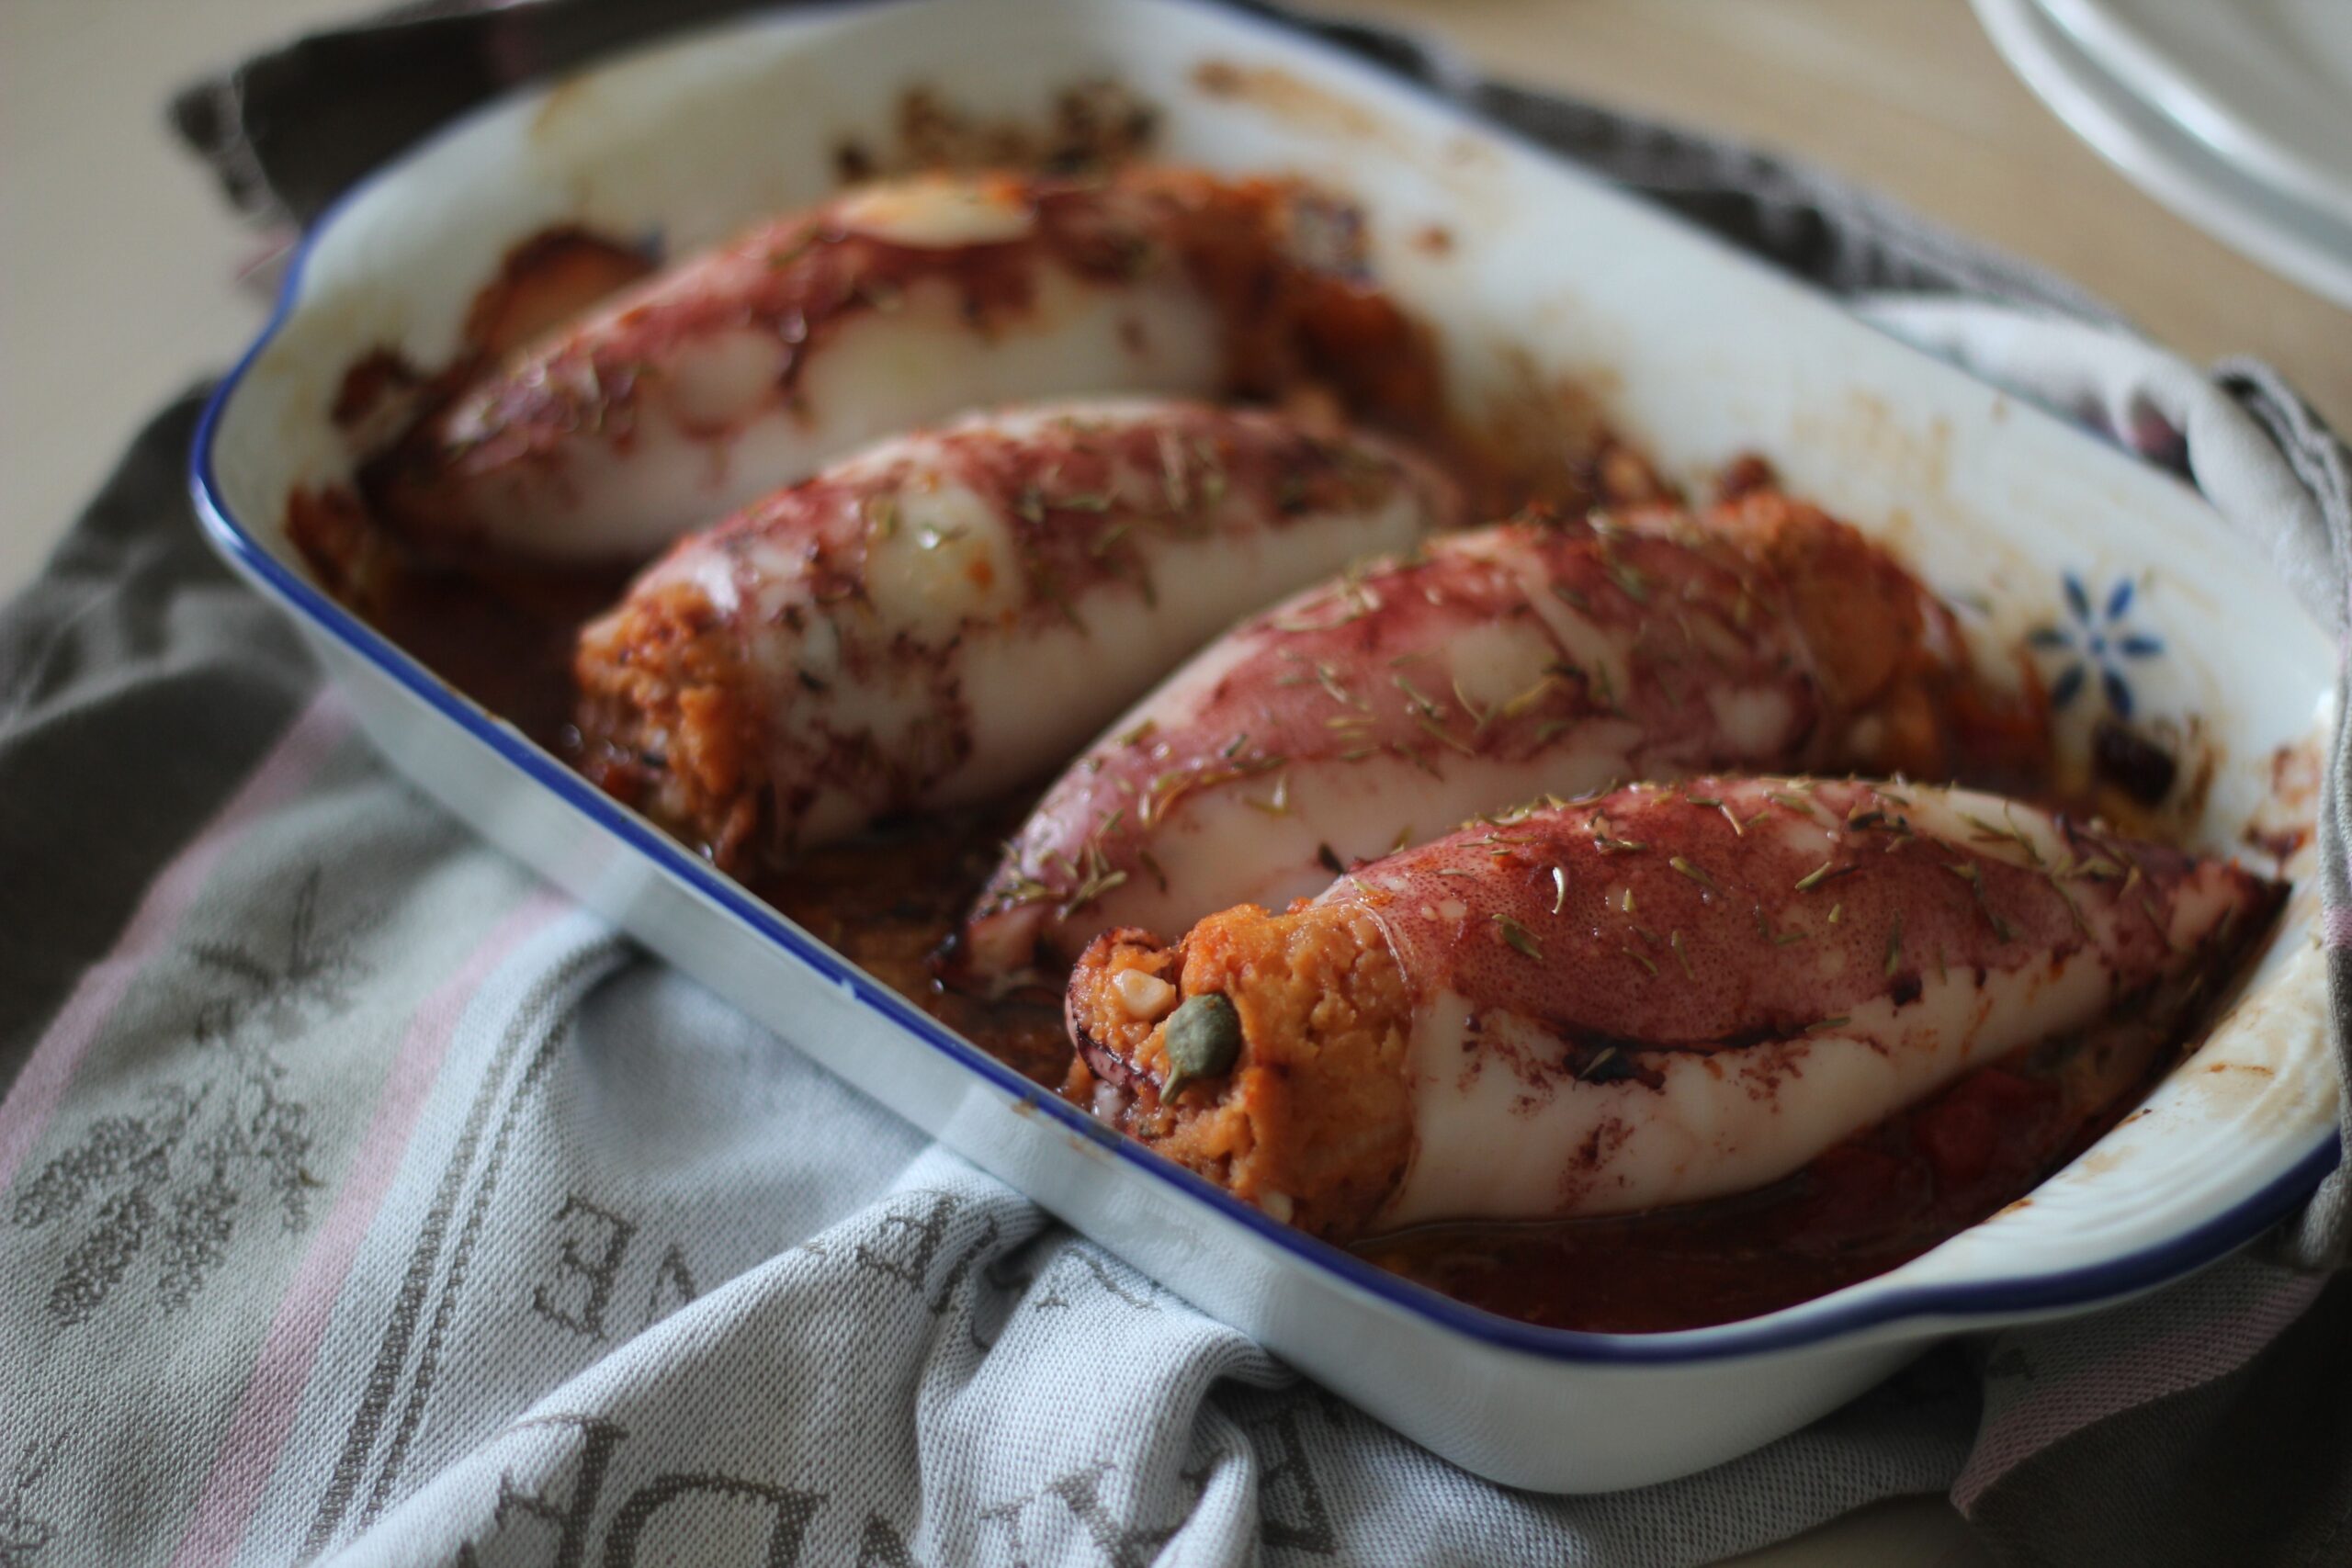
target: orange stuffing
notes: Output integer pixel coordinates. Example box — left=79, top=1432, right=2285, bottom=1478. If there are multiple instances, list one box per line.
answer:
left=573, top=580, right=762, bottom=867
left=1065, top=902, right=1417, bottom=1239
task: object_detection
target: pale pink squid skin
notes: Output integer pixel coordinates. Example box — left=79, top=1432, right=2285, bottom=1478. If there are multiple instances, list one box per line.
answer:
left=572, top=398, right=1462, bottom=867
left=364, top=168, right=1410, bottom=565
left=1334, top=777, right=2278, bottom=1225
left=953, top=514, right=1832, bottom=987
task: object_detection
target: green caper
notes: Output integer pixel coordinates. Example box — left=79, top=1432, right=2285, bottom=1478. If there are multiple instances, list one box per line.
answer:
left=1159, top=992, right=1242, bottom=1100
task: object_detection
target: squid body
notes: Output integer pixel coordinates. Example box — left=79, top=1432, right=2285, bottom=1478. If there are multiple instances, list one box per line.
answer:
left=1064, top=778, right=2278, bottom=1238
left=956, top=492, right=2041, bottom=986
left=366, top=167, right=1430, bottom=562
left=573, top=398, right=1463, bottom=865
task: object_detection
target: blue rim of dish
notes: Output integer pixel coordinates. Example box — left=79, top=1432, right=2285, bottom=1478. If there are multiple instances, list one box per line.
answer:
left=187, top=0, right=2339, bottom=1367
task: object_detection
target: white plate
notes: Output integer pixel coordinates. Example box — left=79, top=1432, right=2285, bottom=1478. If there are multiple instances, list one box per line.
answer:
left=1976, top=0, right=2352, bottom=310
left=2037, top=0, right=2352, bottom=230
left=195, top=0, right=2339, bottom=1492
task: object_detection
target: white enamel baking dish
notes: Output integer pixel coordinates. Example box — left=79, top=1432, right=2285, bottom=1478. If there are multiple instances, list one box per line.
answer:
left=192, top=0, right=2340, bottom=1492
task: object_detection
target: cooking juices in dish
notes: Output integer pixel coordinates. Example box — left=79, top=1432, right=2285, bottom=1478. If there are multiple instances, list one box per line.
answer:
left=1063, top=778, right=2280, bottom=1239
left=298, top=160, right=2284, bottom=1333
left=950, top=491, right=2045, bottom=988
left=361, top=167, right=1440, bottom=564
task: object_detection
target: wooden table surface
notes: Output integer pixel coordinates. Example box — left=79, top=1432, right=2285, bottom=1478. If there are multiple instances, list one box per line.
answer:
left=1328, top=0, right=2352, bottom=432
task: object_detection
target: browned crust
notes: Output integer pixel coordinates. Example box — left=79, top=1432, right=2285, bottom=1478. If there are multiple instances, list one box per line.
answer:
left=1065, top=902, right=1415, bottom=1239
left=1702, top=488, right=2050, bottom=783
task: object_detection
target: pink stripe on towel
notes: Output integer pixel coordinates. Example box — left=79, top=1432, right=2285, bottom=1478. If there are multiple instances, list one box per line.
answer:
left=164, top=888, right=569, bottom=1568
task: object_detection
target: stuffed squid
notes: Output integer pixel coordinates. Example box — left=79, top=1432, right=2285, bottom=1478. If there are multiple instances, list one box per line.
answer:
left=954, top=492, right=2041, bottom=987
left=573, top=398, right=1463, bottom=866
left=365, top=167, right=1433, bottom=563
left=1064, top=777, right=2279, bottom=1238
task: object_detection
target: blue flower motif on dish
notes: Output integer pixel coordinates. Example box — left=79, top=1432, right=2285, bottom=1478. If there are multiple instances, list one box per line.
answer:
left=2028, top=572, right=2163, bottom=719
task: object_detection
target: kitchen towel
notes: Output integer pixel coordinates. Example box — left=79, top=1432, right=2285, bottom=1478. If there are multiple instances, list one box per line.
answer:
left=4, top=2, right=2348, bottom=1564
